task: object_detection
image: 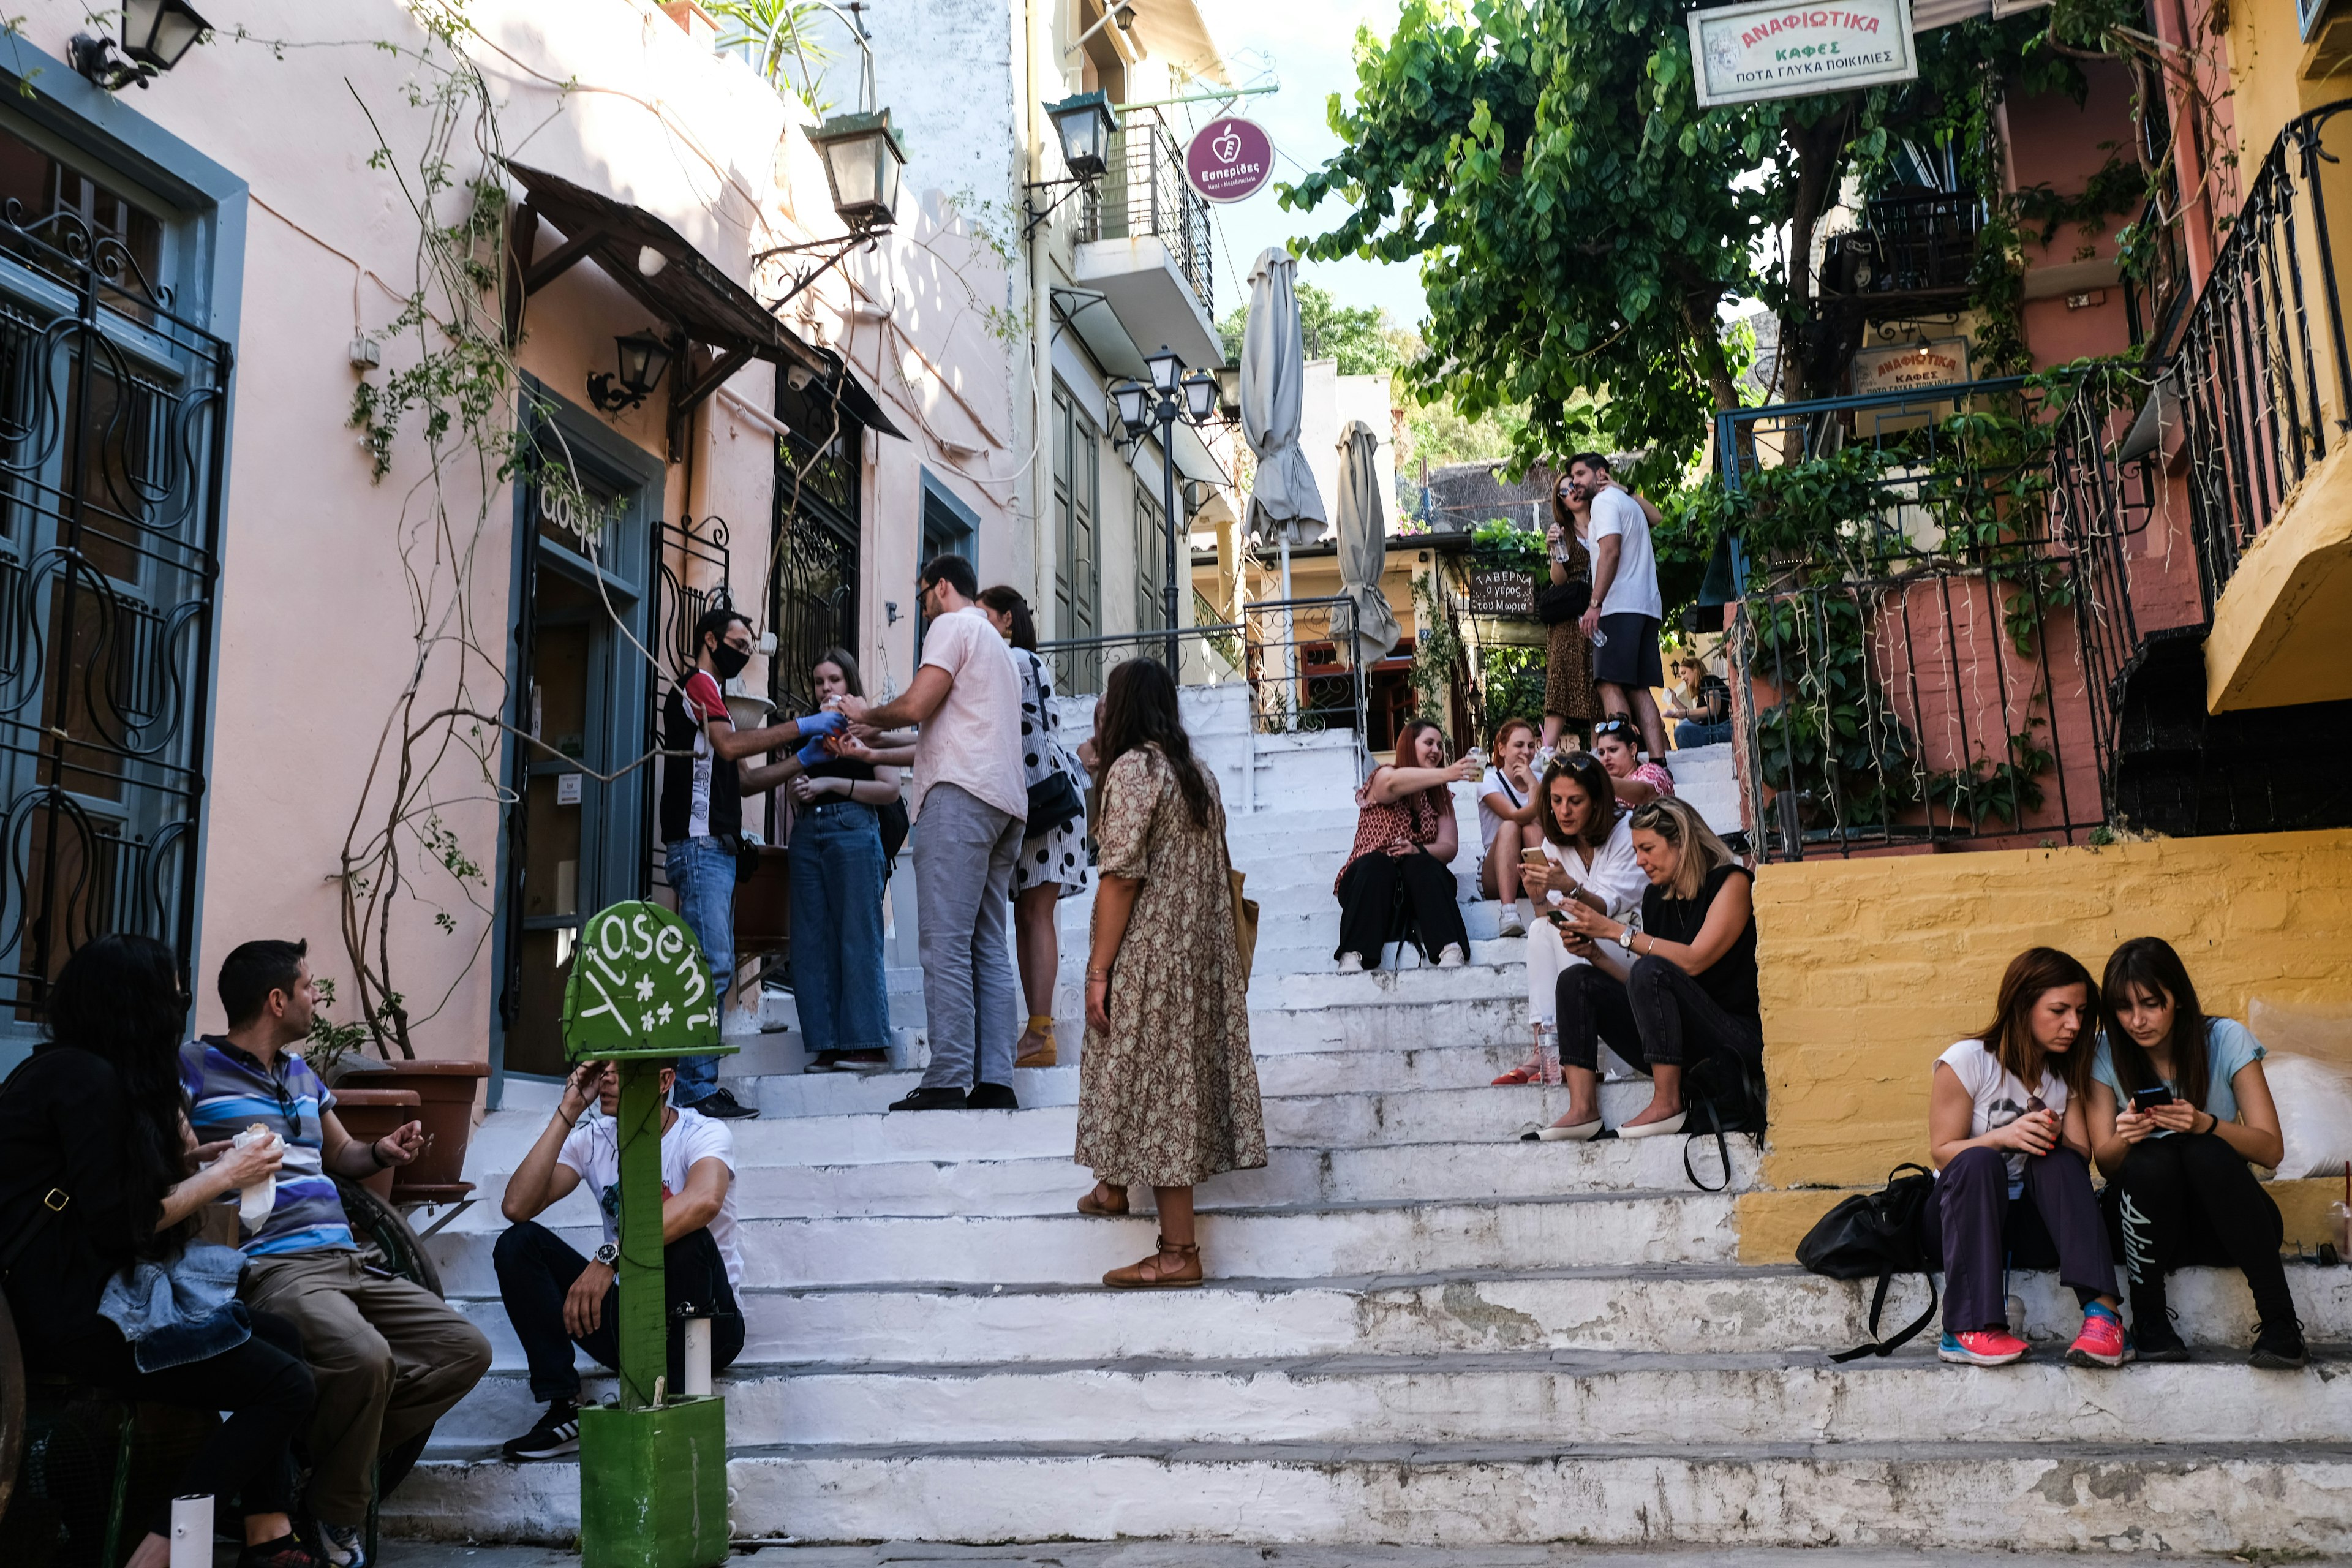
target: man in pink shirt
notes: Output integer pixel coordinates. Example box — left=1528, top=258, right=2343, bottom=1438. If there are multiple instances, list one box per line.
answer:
left=838, top=555, right=1028, bottom=1109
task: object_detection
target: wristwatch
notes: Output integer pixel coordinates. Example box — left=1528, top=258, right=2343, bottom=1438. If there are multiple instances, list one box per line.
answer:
left=1614, top=925, right=1639, bottom=956
left=593, top=1242, right=619, bottom=1268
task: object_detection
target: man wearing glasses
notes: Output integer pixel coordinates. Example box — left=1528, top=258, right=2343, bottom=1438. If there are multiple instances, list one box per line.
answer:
left=180, top=939, right=491, bottom=1568
left=834, top=552, right=1028, bottom=1111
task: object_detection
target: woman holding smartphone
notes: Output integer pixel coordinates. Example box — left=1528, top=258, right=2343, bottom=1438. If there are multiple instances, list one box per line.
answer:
left=1919, top=947, right=2125, bottom=1368
left=1333, top=717, right=1479, bottom=972
left=2086, top=937, right=2301, bottom=1368
left=1493, top=752, right=1645, bottom=1092
left=1476, top=718, right=1544, bottom=936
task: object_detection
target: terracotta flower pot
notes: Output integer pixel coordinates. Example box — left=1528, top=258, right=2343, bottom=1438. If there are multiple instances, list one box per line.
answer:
left=330, top=1087, right=423, bottom=1204
left=363, top=1058, right=490, bottom=1203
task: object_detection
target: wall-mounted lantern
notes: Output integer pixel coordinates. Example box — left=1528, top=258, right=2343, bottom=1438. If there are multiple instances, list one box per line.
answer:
left=806, top=110, right=908, bottom=234
left=1024, top=91, right=1121, bottom=238
left=587, top=330, right=677, bottom=415
left=72, top=0, right=210, bottom=91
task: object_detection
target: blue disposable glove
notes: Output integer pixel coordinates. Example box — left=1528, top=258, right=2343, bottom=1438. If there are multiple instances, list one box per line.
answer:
left=795, top=737, right=832, bottom=770
left=798, top=709, right=847, bottom=739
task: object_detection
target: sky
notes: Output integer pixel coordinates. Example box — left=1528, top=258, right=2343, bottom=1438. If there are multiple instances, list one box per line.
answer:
left=1183, top=0, right=1429, bottom=332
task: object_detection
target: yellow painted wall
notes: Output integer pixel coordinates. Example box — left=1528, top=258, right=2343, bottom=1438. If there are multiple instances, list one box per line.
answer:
left=1740, top=829, right=2352, bottom=1261
left=2207, top=440, right=2352, bottom=710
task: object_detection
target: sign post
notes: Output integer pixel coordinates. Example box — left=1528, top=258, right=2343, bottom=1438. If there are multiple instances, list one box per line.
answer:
left=562, top=900, right=735, bottom=1568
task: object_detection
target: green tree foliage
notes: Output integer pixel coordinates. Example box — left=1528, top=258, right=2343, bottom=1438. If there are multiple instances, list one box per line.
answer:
left=1215, top=280, right=1411, bottom=375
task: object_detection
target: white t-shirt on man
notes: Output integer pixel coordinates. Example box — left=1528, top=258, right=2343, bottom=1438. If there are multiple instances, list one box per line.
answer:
left=558, top=1104, right=744, bottom=1291
left=912, top=605, right=1028, bottom=823
left=1937, top=1038, right=2067, bottom=1193
left=1591, top=486, right=1662, bottom=620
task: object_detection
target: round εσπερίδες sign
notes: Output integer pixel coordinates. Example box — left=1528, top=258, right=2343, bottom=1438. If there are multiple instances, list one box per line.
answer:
left=560, top=900, right=732, bottom=1060
left=1183, top=116, right=1275, bottom=205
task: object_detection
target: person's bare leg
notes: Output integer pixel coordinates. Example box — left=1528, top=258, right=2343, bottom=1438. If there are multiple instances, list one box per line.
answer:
left=1547, top=1063, right=1603, bottom=1129
left=1596, top=680, right=1630, bottom=724
left=1541, top=714, right=1563, bottom=752
left=1014, top=882, right=1060, bottom=1058
left=1630, top=688, right=1668, bottom=761
left=1493, top=819, right=1523, bottom=903
left=126, top=1536, right=168, bottom=1568
left=247, top=1513, right=295, bottom=1544
left=1624, top=1062, right=1683, bottom=1126
left=1155, top=1185, right=1196, bottom=1250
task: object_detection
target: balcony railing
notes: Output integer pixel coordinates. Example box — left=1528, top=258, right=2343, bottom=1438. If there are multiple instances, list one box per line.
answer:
left=1080, top=107, right=1215, bottom=317
left=1036, top=595, right=1368, bottom=744
left=2173, top=99, right=2352, bottom=617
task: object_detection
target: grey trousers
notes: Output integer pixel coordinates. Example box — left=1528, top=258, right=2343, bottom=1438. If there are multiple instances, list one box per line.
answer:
left=914, top=782, right=1025, bottom=1091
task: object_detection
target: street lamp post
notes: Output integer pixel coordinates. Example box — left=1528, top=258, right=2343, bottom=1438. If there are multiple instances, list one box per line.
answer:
left=1112, top=345, right=1223, bottom=669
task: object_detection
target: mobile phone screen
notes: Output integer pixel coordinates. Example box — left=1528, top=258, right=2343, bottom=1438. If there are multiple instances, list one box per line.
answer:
left=2132, top=1086, right=2175, bottom=1111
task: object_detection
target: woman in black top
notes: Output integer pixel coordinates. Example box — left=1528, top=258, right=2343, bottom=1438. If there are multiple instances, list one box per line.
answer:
left=0, top=936, right=320, bottom=1568
left=1544, top=796, right=1762, bottom=1140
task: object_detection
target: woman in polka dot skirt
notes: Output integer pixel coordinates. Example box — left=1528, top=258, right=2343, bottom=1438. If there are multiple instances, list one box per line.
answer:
left=979, top=586, right=1091, bottom=1066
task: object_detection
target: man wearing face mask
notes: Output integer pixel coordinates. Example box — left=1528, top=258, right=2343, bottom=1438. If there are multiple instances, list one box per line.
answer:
left=660, top=607, right=843, bottom=1118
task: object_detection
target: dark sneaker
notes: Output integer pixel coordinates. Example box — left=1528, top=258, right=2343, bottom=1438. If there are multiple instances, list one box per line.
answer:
left=502, top=1400, right=582, bottom=1461
left=889, top=1085, right=969, bottom=1111
left=805, top=1051, right=844, bottom=1073
left=2134, top=1316, right=2192, bottom=1362
left=242, top=1535, right=326, bottom=1568
left=2251, top=1322, right=2310, bottom=1370
left=966, top=1082, right=1019, bottom=1110
left=838, top=1048, right=891, bottom=1071
left=688, top=1087, right=759, bottom=1120
left=315, top=1521, right=368, bottom=1568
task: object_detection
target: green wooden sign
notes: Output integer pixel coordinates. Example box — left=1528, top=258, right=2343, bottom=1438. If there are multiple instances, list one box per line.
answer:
left=562, top=900, right=731, bottom=1061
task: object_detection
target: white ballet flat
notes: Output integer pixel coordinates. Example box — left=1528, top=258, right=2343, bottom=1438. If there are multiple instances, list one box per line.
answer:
left=1619, top=1111, right=1689, bottom=1140
left=1436, top=943, right=1467, bottom=968
left=1537, top=1117, right=1604, bottom=1142
left=1336, top=953, right=1365, bottom=973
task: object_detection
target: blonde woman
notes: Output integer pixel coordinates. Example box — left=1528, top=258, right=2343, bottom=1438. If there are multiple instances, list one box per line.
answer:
left=1542, top=796, right=1761, bottom=1139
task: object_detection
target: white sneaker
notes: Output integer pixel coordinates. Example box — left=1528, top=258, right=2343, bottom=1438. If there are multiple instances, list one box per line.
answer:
left=1337, top=952, right=1365, bottom=973
left=1496, top=910, right=1526, bottom=938
left=1436, top=943, right=1466, bottom=968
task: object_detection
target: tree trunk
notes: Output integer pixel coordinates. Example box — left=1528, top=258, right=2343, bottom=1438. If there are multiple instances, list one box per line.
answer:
left=1781, top=103, right=1856, bottom=403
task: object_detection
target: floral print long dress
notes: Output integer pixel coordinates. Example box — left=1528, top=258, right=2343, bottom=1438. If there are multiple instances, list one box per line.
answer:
left=1074, top=744, right=1267, bottom=1188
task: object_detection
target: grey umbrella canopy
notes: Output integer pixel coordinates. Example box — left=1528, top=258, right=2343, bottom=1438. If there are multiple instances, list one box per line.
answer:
left=1239, top=246, right=1328, bottom=546
left=1332, top=417, right=1401, bottom=666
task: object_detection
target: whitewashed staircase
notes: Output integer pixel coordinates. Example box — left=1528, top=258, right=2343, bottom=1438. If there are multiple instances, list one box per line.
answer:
left=391, top=695, right=2352, bottom=1556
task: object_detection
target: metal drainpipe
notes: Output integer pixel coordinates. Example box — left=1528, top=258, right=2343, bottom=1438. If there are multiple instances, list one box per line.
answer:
left=1027, top=0, right=1057, bottom=634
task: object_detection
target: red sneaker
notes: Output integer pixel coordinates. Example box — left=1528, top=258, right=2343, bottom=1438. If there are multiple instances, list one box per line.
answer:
left=2065, top=1308, right=2133, bottom=1368
left=1939, top=1329, right=2029, bottom=1366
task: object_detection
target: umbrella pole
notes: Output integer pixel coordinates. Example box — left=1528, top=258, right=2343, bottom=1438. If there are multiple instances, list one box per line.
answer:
left=1279, top=530, right=1299, bottom=732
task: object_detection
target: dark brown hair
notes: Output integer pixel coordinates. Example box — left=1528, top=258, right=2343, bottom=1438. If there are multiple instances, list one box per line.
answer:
left=2100, top=937, right=2211, bottom=1111
left=1099, top=658, right=1215, bottom=831
left=1390, top=717, right=1452, bottom=818
left=976, top=585, right=1038, bottom=651
left=1536, top=750, right=1615, bottom=853
left=1971, top=946, right=2100, bottom=1102
left=812, top=646, right=865, bottom=698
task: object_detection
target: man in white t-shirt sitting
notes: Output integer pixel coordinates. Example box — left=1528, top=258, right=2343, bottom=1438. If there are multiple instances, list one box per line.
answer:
left=1569, top=452, right=1669, bottom=764
left=491, top=1058, right=745, bottom=1460
left=837, top=553, right=1030, bottom=1112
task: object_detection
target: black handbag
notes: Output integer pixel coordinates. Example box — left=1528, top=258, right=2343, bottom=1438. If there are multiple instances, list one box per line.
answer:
left=1796, top=1162, right=1941, bottom=1362
left=1025, top=767, right=1084, bottom=837
left=1538, top=577, right=1592, bottom=625
left=876, top=796, right=910, bottom=867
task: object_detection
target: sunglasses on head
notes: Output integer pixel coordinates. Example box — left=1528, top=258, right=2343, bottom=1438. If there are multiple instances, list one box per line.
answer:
left=1629, top=801, right=1676, bottom=832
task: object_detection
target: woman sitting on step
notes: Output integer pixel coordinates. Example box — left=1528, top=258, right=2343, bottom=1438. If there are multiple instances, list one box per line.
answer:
left=1537, top=796, right=1762, bottom=1139
left=1591, top=715, right=1672, bottom=806
left=1333, top=717, right=1480, bottom=972
left=1921, top=946, right=2128, bottom=1369
left=1476, top=717, right=1544, bottom=938
left=1074, top=657, right=1268, bottom=1288
left=2085, top=937, right=2304, bottom=1369
left=1493, top=752, right=1646, bottom=1093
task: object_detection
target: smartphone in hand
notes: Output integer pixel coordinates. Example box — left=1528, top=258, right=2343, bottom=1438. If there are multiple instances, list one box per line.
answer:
left=2130, top=1085, right=2176, bottom=1113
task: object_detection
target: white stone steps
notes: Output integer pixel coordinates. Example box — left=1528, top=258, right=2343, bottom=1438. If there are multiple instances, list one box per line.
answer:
left=1250, top=994, right=1531, bottom=1054
left=424, top=1190, right=1739, bottom=1293
left=428, top=1349, right=2352, bottom=1452
left=469, top=1547, right=2274, bottom=1567
left=390, top=1441, right=2352, bottom=1551
left=440, top=1261, right=2348, bottom=1374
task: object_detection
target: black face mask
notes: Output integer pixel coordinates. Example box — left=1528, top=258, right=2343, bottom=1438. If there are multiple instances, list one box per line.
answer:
left=709, top=641, right=751, bottom=680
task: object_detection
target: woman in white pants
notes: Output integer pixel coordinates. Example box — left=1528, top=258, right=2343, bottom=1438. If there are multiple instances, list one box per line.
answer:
left=1491, top=751, right=1647, bottom=1088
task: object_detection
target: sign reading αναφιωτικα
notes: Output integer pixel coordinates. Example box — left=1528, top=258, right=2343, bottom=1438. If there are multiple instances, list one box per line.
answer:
left=1687, top=0, right=1918, bottom=107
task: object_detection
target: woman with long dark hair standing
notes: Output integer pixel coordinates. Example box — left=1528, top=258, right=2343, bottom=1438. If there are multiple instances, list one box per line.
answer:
left=0, top=935, right=320, bottom=1568
left=1920, top=946, right=2126, bottom=1369
left=1540, top=473, right=1601, bottom=755
left=782, top=647, right=900, bottom=1072
left=1332, top=717, right=1479, bottom=972
left=1074, top=658, right=1266, bottom=1287
left=978, top=584, right=1091, bottom=1068
left=2086, top=937, right=2301, bottom=1368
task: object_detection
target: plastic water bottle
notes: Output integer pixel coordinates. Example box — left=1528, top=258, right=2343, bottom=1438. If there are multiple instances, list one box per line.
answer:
left=2005, top=1294, right=2028, bottom=1340
left=1537, top=1025, right=1561, bottom=1087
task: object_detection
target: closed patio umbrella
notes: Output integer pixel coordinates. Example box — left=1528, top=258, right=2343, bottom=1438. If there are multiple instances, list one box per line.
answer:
left=1331, top=417, right=1401, bottom=668
left=1240, top=247, right=1327, bottom=727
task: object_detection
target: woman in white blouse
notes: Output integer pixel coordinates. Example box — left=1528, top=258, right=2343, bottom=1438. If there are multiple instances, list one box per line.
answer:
left=1491, top=751, right=1646, bottom=1089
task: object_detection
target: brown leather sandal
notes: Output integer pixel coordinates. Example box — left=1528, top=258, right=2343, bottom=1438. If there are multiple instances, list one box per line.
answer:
left=1103, top=1236, right=1202, bottom=1289
left=1076, top=1182, right=1129, bottom=1216
left=1016, top=1016, right=1057, bottom=1069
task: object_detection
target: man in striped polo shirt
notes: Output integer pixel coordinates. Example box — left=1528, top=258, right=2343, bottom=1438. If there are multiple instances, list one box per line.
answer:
left=182, top=940, right=490, bottom=1568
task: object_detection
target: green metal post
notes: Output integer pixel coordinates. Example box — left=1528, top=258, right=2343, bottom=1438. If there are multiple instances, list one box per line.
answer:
left=614, top=1058, right=668, bottom=1410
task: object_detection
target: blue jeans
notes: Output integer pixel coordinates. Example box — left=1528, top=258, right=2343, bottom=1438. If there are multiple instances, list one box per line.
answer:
left=1676, top=719, right=1733, bottom=748
left=788, top=800, right=890, bottom=1055
left=666, top=835, right=737, bottom=1105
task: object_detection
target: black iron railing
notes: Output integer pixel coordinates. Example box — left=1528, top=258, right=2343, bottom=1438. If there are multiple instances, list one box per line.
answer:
left=1080, top=108, right=1215, bottom=317
left=1037, top=595, right=1368, bottom=744
left=2173, top=99, right=2352, bottom=617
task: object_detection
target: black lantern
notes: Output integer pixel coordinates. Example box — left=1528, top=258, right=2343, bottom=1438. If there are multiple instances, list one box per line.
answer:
left=1144, top=344, right=1183, bottom=394
left=588, top=330, right=676, bottom=414
left=1045, top=91, right=1119, bottom=181
left=71, top=0, right=209, bottom=91
left=1180, top=368, right=1219, bottom=422
left=1111, top=380, right=1153, bottom=434
left=1214, top=361, right=1242, bottom=412
left=807, top=111, right=908, bottom=233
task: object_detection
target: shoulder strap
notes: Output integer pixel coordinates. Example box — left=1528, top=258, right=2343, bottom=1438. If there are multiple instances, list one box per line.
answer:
left=0, top=1059, right=70, bottom=1277
left=1829, top=1267, right=1939, bottom=1362
left=1683, top=1098, right=1735, bottom=1193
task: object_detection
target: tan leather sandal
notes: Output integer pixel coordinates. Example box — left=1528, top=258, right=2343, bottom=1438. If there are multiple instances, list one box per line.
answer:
left=1076, top=1182, right=1129, bottom=1216
left=1103, top=1236, right=1202, bottom=1289
left=1016, top=1016, right=1057, bottom=1068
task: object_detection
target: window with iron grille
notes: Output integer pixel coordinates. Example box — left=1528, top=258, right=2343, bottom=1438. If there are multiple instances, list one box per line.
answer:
left=771, top=368, right=861, bottom=720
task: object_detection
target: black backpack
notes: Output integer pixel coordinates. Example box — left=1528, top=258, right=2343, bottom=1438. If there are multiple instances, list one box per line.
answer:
left=1679, top=1049, right=1766, bottom=1193
left=1796, top=1162, right=1940, bottom=1361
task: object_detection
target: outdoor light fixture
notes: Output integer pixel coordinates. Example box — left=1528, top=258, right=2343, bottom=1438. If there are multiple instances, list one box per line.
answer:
left=1107, top=346, right=1235, bottom=666
left=807, top=110, right=907, bottom=233
left=1046, top=91, right=1119, bottom=181
left=588, top=330, right=676, bottom=414
left=1213, top=361, right=1242, bottom=411
left=72, top=0, right=209, bottom=91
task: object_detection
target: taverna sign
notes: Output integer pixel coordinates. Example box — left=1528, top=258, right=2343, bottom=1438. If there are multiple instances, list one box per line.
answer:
left=1688, top=0, right=1917, bottom=106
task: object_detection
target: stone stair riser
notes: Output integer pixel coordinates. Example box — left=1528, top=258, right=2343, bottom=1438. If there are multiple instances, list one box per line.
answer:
left=388, top=1449, right=2352, bottom=1553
